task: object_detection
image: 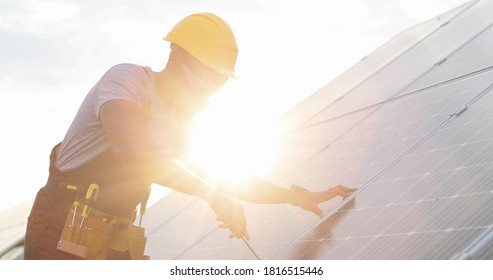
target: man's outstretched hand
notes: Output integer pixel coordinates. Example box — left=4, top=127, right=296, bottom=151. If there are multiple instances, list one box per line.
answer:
left=208, top=191, right=250, bottom=240
left=290, top=185, right=357, bottom=218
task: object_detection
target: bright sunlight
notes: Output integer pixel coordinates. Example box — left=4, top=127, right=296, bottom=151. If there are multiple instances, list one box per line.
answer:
left=187, top=84, right=284, bottom=186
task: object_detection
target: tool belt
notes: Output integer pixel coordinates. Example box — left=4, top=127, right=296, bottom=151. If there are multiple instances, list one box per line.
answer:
left=57, top=183, right=150, bottom=260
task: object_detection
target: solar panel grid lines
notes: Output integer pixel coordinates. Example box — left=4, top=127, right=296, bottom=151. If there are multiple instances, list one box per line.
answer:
left=288, top=14, right=492, bottom=184
left=388, top=163, right=490, bottom=204
left=292, top=114, right=492, bottom=258
left=272, top=200, right=363, bottom=259
left=303, top=66, right=493, bottom=131
left=277, top=224, right=471, bottom=259
left=176, top=235, right=254, bottom=260
left=178, top=236, right=253, bottom=260
left=144, top=198, right=221, bottom=259
left=283, top=0, right=477, bottom=131
left=280, top=79, right=487, bottom=191
left=407, top=25, right=493, bottom=93
left=380, top=196, right=466, bottom=234
left=303, top=0, right=493, bottom=127
left=265, top=111, right=375, bottom=185
left=416, top=228, right=486, bottom=259
left=442, top=194, right=493, bottom=229
left=277, top=219, right=491, bottom=259
left=269, top=1, right=493, bottom=260
left=372, top=102, right=493, bottom=254
left=142, top=190, right=198, bottom=234
left=268, top=38, right=492, bottom=190
left=352, top=232, right=438, bottom=259
left=317, top=200, right=389, bottom=238
left=278, top=87, right=490, bottom=247
left=330, top=82, right=488, bottom=253
left=270, top=77, right=493, bottom=259
left=167, top=201, right=321, bottom=260
left=367, top=227, right=486, bottom=259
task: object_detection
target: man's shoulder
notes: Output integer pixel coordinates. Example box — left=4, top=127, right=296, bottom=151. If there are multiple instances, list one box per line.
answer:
left=106, top=63, right=151, bottom=77
left=95, top=63, right=154, bottom=100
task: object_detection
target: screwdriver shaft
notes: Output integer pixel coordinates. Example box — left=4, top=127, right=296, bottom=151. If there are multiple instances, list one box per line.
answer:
left=242, top=238, right=261, bottom=260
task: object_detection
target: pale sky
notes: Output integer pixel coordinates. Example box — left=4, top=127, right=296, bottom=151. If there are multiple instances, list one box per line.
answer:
left=0, top=0, right=470, bottom=212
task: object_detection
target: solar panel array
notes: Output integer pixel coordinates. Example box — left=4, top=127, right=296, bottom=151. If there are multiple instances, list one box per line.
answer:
left=0, top=201, right=32, bottom=259
left=143, top=0, right=493, bottom=259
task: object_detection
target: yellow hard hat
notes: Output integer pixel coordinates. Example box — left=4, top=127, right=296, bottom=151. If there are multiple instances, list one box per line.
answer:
left=164, top=12, right=238, bottom=78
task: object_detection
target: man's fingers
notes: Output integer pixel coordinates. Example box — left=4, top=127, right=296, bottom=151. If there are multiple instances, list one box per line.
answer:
left=329, top=185, right=357, bottom=199
left=314, top=188, right=342, bottom=202
left=339, top=185, right=356, bottom=191
left=332, top=185, right=356, bottom=192
left=341, top=187, right=357, bottom=199
left=225, top=226, right=248, bottom=239
left=339, top=185, right=357, bottom=194
left=209, top=192, right=249, bottom=240
left=229, top=225, right=249, bottom=240
left=218, top=220, right=249, bottom=240
left=307, top=205, right=324, bottom=218
left=300, top=202, right=324, bottom=218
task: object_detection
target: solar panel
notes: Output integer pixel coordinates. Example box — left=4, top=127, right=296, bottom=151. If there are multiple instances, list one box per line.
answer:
left=0, top=201, right=32, bottom=259
left=302, top=0, right=493, bottom=127
left=405, top=25, right=493, bottom=93
left=273, top=74, right=493, bottom=260
left=143, top=196, right=219, bottom=259
left=144, top=0, right=493, bottom=260
left=281, top=1, right=476, bottom=130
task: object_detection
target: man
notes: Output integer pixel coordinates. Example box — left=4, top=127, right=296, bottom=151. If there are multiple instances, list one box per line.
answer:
left=24, top=12, right=356, bottom=260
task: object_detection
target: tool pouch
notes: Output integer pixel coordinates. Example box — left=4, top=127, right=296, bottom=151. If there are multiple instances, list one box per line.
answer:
left=58, top=205, right=149, bottom=259
left=57, top=205, right=114, bottom=259
left=109, top=226, right=149, bottom=260
left=127, top=226, right=149, bottom=260
left=57, top=182, right=151, bottom=260
left=82, top=216, right=114, bottom=259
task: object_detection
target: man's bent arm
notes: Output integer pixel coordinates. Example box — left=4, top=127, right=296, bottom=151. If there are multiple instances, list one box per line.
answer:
left=99, top=99, right=217, bottom=201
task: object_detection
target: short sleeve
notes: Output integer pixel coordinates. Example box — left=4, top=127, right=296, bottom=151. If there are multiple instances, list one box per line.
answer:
left=91, top=63, right=152, bottom=118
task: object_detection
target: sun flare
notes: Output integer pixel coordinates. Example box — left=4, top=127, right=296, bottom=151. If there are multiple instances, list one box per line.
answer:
left=186, top=88, right=284, bottom=186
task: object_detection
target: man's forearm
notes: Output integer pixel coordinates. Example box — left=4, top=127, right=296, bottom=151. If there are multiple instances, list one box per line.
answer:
left=154, top=162, right=296, bottom=205
left=217, top=177, right=292, bottom=204
left=154, top=160, right=217, bottom=202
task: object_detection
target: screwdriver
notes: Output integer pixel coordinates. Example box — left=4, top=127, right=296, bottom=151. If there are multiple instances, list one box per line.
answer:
left=80, top=183, right=99, bottom=228
left=66, top=185, right=79, bottom=227
left=139, top=187, right=152, bottom=227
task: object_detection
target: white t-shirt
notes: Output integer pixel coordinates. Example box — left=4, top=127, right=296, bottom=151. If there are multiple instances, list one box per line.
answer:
left=55, top=63, right=178, bottom=171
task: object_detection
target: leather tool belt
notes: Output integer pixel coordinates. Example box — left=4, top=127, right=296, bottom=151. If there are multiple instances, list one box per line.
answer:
left=56, top=183, right=150, bottom=260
